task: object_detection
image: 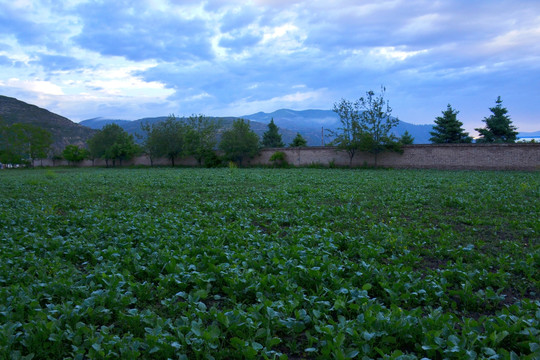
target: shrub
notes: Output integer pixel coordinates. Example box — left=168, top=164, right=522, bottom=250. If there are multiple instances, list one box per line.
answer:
left=269, top=151, right=288, bottom=167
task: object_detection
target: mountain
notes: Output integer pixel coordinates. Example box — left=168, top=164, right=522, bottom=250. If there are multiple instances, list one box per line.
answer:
left=82, top=109, right=436, bottom=146
left=518, top=131, right=540, bottom=138
left=80, top=116, right=302, bottom=146
left=242, top=109, right=435, bottom=144
left=0, top=95, right=95, bottom=152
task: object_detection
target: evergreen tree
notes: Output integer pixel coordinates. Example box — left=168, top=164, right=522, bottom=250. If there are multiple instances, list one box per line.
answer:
left=430, top=104, right=472, bottom=144
left=289, top=133, right=308, bottom=147
left=475, top=97, right=517, bottom=143
left=262, top=118, right=284, bottom=148
left=400, top=130, right=414, bottom=145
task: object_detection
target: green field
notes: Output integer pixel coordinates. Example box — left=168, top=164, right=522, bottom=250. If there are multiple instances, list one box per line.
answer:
left=0, top=168, right=538, bottom=359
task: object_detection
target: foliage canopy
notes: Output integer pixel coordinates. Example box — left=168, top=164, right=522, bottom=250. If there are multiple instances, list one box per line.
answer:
left=87, top=123, right=139, bottom=166
left=219, top=118, right=259, bottom=165
left=0, top=121, right=52, bottom=165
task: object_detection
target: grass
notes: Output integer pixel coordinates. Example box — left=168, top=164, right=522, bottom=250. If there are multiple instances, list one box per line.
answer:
left=0, top=168, right=538, bottom=359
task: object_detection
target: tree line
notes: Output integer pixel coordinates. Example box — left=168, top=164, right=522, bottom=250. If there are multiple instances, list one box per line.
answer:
left=63, top=115, right=309, bottom=167
left=0, top=92, right=524, bottom=168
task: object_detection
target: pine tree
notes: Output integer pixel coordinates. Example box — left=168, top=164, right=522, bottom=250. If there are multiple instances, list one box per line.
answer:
left=289, top=133, right=308, bottom=147
left=475, top=96, right=517, bottom=143
left=430, top=104, right=472, bottom=144
left=262, top=118, right=284, bottom=148
left=400, top=130, right=414, bottom=145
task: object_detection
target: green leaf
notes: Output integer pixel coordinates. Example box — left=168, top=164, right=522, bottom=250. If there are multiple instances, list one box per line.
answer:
left=362, top=283, right=372, bottom=291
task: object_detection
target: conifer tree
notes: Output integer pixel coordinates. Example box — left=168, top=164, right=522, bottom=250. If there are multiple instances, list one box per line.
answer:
left=399, top=130, right=414, bottom=145
left=475, top=97, right=517, bottom=143
left=289, top=133, right=308, bottom=147
left=430, top=104, right=472, bottom=144
left=262, top=118, right=284, bottom=148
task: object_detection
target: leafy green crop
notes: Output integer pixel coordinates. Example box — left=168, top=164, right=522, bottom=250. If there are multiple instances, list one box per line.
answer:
left=0, top=168, right=538, bottom=359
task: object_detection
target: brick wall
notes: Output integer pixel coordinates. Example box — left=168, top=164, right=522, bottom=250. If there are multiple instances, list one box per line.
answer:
left=33, top=144, right=539, bottom=170
left=252, top=144, right=540, bottom=170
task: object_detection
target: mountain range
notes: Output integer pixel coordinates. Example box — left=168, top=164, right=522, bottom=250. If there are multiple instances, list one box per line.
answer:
left=81, top=109, right=437, bottom=145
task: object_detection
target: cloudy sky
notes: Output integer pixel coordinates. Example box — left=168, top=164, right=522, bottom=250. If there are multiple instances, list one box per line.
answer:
left=1, top=0, right=539, bottom=133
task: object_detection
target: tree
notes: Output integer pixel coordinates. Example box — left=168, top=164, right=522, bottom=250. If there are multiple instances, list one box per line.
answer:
left=330, top=98, right=363, bottom=166
left=219, top=119, right=260, bottom=166
left=357, top=87, right=400, bottom=166
left=332, top=87, right=400, bottom=167
left=475, top=96, right=517, bottom=143
left=62, top=145, right=89, bottom=165
left=262, top=118, right=284, bottom=148
left=0, top=122, right=52, bottom=165
left=185, top=114, right=220, bottom=166
left=140, top=122, right=162, bottom=167
left=153, top=114, right=186, bottom=167
left=400, top=130, right=414, bottom=145
left=289, top=133, right=308, bottom=147
left=429, top=104, right=472, bottom=144
left=87, top=123, right=138, bottom=167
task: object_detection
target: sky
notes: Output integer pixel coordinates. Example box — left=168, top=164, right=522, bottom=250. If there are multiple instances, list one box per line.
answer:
left=1, top=0, right=539, bottom=134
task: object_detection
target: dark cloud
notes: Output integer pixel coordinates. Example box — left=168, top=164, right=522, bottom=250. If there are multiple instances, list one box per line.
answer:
left=73, top=1, right=214, bottom=61
left=0, top=4, right=70, bottom=52
left=1, top=0, right=539, bottom=130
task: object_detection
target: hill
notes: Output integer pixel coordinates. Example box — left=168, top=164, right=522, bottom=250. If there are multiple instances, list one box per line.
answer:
left=0, top=95, right=95, bottom=152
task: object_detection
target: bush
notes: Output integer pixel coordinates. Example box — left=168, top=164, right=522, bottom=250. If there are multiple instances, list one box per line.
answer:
left=269, top=151, right=288, bottom=167
left=202, top=150, right=222, bottom=168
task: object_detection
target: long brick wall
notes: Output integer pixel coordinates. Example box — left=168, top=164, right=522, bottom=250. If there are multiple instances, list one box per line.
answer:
left=33, top=144, right=539, bottom=170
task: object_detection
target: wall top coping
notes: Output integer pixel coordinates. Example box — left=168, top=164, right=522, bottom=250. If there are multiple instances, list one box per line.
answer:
left=261, top=143, right=540, bottom=150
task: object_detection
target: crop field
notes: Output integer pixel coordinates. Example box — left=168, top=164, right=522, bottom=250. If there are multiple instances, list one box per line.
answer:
left=0, top=168, right=539, bottom=359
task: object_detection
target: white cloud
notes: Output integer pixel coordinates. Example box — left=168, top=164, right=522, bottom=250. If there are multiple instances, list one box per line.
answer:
left=2, top=78, right=64, bottom=95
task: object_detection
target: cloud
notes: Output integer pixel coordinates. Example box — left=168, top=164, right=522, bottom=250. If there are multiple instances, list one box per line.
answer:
left=1, top=78, right=64, bottom=96
left=31, top=54, right=83, bottom=71
left=218, top=33, right=262, bottom=51
left=72, top=0, right=215, bottom=62
left=219, top=6, right=260, bottom=33
left=0, top=0, right=539, bottom=131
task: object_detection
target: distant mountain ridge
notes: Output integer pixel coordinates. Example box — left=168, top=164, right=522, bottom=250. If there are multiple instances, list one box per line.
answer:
left=80, top=116, right=304, bottom=146
left=0, top=95, right=95, bottom=151
left=82, top=109, right=437, bottom=145
left=242, top=109, right=435, bottom=144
